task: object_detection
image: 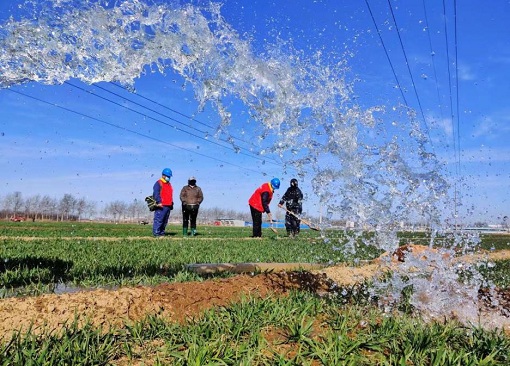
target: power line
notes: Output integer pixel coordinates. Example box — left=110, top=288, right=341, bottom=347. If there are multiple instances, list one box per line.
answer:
left=422, top=0, right=445, bottom=120
left=8, top=88, right=268, bottom=175
left=94, top=84, right=211, bottom=135
left=453, top=0, right=461, bottom=165
left=109, top=83, right=218, bottom=132
left=386, top=0, right=433, bottom=146
left=64, top=81, right=275, bottom=165
left=441, top=0, right=458, bottom=162
left=453, top=0, right=462, bottom=219
left=107, top=82, right=272, bottom=157
left=442, top=0, right=461, bottom=220
left=364, top=0, right=410, bottom=106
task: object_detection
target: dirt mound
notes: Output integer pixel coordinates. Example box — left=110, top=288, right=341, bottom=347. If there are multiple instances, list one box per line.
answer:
left=1, top=245, right=510, bottom=340
left=0, top=271, right=332, bottom=340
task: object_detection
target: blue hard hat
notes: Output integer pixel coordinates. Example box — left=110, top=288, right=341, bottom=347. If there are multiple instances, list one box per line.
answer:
left=162, top=168, right=173, bottom=177
left=270, top=178, right=280, bottom=189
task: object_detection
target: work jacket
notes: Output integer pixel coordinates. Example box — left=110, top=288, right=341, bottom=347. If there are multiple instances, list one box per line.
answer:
left=180, top=185, right=204, bottom=205
left=279, top=186, right=303, bottom=213
left=248, top=182, right=274, bottom=213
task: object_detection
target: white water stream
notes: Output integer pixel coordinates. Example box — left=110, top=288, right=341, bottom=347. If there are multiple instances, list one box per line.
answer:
left=1, top=0, right=502, bottom=328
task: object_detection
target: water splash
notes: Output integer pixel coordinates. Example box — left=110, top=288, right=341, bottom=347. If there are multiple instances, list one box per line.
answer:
left=0, top=0, right=491, bottom=324
left=368, top=243, right=506, bottom=329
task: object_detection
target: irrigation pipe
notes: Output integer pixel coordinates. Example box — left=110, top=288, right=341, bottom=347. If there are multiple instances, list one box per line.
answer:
left=186, top=262, right=327, bottom=274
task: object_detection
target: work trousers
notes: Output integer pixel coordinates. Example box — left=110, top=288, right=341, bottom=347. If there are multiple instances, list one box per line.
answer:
left=153, top=206, right=171, bottom=236
left=250, top=205, right=263, bottom=237
left=285, top=209, right=301, bottom=235
left=182, top=204, right=200, bottom=229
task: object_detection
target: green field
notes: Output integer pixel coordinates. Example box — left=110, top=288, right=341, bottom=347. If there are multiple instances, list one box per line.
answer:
left=1, top=221, right=510, bottom=365
left=0, top=221, right=386, bottom=295
left=2, top=221, right=509, bottom=294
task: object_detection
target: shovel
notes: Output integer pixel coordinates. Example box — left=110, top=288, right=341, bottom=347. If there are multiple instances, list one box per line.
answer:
left=280, top=206, right=320, bottom=231
left=269, top=220, right=278, bottom=234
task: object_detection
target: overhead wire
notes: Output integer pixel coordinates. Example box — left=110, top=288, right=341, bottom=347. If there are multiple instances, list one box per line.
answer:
left=107, top=82, right=264, bottom=151
left=7, top=88, right=268, bottom=175
left=421, top=0, right=445, bottom=120
left=366, top=0, right=469, bottom=224
left=441, top=0, right=461, bottom=221
left=385, top=0, right=433, bottom=147
left=372, top=0, right=462, bottom=222
left=93, top=83, right=214, bottom=135
left=63, top=81, right=277, bottom=165
left=108, top=82, right=221, bottom=134
left=453, top=0, right=462, bottom=221
left=105, top=82, right=280, bottom=164
left=364, top=0, right=410, bottom=107
left=441, top=0, right=459, bottom=165
left=453, top=0, right=461, bottom=168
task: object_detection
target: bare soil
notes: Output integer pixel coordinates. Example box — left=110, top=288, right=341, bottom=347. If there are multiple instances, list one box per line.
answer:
left=1, top=245, right=510, bottom=340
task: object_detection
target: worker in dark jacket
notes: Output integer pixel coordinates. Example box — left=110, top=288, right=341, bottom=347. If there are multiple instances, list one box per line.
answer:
left=248, top=178, right=280, bottom=238
left=278, top=178, right=303, bottom=237
left=179, top=176, right=204, bottom=236
left=152, top=168, right=174, bottom=237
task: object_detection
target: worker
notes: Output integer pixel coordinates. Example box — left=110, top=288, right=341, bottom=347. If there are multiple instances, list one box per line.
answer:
left=179, top=176, right=204, bottom=236
left=152, top=168, right=174, bottom=237
left=248, top=178, right=280, bottom=238
left=278, top=178, right=304, bottom=237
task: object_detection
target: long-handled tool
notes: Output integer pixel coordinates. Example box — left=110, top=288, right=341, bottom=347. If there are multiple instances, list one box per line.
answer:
left=280, top=206, right=320, bottom=231
left=269, top=220, right=278, bottom=234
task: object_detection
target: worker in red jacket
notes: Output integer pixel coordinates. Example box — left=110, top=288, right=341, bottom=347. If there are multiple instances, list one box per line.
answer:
left=152, top=168, right=174, bottom=237
left=248, top=178, right=280, bottom=237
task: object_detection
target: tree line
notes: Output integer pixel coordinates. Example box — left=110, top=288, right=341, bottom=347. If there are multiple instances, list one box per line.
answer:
left=0, top=191, right=250, bottom=223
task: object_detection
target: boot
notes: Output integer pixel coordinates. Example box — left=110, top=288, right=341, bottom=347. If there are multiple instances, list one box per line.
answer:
left=183, top=227, right=188, bottom=236
left=191, top=228, right=197, bottom=236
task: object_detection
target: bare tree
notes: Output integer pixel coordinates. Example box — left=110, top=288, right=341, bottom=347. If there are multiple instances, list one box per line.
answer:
left=40, top=195, right=58, bottom=220
left=3, top=192, right=24, bottom=217
left=0, top=195, right=9, bottom=219
left=85, top=200, right=97, bottom=220
left=2, top=191, right=251, bottom=223
left=24, top=194, right=41, bottom=221
left=59, top=194, right=77, bottom=221
left=127, top=199, right=147, bottom=222
left=105, top=200, right=127, bottom=222
left=201, top=206, right=250, bottom=223
left=75, top=197, right=95, bottom=221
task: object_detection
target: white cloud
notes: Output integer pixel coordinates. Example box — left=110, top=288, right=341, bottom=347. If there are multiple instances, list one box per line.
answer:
left=0, top=136, right=141, bottom=159
left=433, top=143, right=510, bottom=166
left=460, top=146, right=510, bottom=164
left=471, top=117, right=492, bottom=139
left=458, top=64, right=476, bottom=81
left=429, top=115, right=453, bottom=139
left=0, top=135, right=203, bottom=160
left=471, top=112, right=510, bottom=139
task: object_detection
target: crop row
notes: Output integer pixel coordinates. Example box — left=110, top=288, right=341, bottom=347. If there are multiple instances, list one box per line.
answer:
left=1, top=221, right=509, bottom=296
left=2, top=291, right=509, bottom=365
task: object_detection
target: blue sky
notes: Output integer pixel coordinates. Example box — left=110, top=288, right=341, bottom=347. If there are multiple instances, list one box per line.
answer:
left=0, top=0, right=509, bottom=225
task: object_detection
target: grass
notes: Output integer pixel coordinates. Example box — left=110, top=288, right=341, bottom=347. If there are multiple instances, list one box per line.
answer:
left=1, top=291, right=509, bottom=365
left=0, top=221, right=382, bottom=294
left=1, top=221, right=510, bottom=364
left=1, top=222, right=510, bottom=294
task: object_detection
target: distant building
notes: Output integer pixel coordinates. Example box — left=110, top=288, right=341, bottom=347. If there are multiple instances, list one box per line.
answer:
left=214, top=218, right=246, bottom=227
